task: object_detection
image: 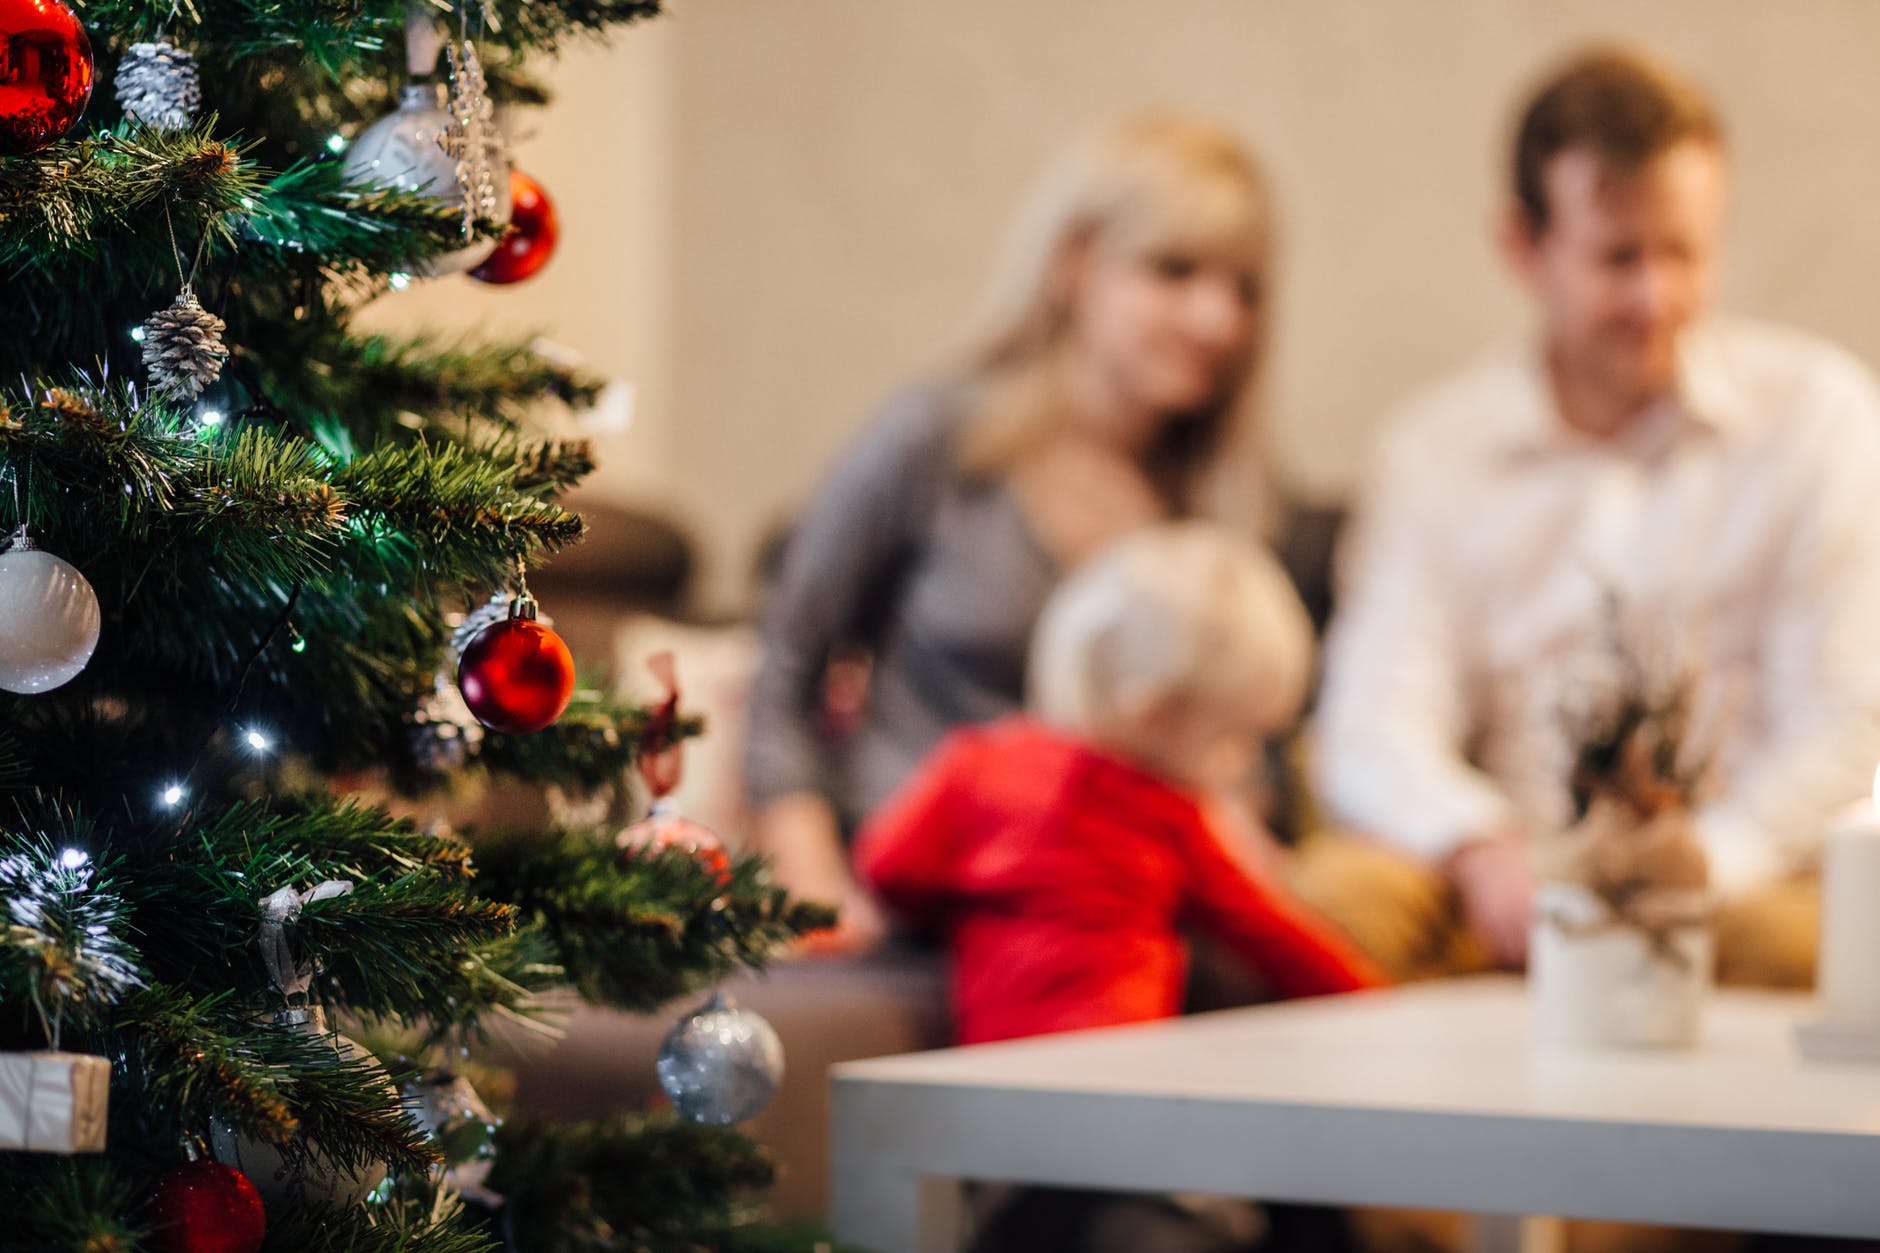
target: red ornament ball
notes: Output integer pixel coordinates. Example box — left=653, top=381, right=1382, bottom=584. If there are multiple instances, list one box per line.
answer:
left=0, top=0, right=94, bottom=157
left=457, top=600, right=575, bottom=734
left=144, top=1160, right=266, bottom=1253
left=617, top=802, right=732, bottom=885
left=468, top=169, right=559, bottom=285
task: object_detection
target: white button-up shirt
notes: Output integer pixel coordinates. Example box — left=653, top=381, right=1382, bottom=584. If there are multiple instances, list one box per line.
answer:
left=1315, top=318, right=1880, bottom=895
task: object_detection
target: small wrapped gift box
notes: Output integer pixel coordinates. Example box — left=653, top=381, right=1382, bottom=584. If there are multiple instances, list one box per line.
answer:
left=0, top=1051, right=109, bottom=1153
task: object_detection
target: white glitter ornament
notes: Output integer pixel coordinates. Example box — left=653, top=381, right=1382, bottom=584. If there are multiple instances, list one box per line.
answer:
left=656, top=992, right=784, bottom=1125
left=210, top=1006, right=394, bottom=1208
left=342, top=83, right=511, bottom=276
left=0, top=528, right=101, bottom=694
left=212, top=882, right=393, bottom=1207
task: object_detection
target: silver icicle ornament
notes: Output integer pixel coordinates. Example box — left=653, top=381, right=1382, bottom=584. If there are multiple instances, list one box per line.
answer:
left=439, top=40, right=504, bottom=238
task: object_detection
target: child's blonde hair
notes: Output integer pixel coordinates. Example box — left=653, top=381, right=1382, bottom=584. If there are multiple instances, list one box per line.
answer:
left=1028, top=523, right=1312, bottom=752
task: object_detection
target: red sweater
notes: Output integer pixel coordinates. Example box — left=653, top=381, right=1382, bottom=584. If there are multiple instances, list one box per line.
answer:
left=854, top=718, right=1387, bottom=1045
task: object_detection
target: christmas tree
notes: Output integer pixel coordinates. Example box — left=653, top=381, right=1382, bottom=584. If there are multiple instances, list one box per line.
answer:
left=0, top=0, right=835, bottom=1248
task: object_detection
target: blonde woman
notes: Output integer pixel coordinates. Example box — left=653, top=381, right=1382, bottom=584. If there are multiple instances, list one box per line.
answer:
left=745, top=115, right=1278, bottom=953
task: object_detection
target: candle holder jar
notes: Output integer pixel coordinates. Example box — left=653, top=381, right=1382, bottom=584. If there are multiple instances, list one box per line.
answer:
left=1529, top=791, right=1713, bottom=1051
left=1532, top=879, right=1712, bottom=1050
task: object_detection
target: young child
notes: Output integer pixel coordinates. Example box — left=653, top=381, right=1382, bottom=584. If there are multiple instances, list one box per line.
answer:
left=854, top=522, right=1386, bottom=1048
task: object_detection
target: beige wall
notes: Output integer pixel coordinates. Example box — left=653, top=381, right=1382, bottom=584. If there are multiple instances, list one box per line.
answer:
left=356, top=16, right=681, bottom=510
left=376, top=1, right=1880, bottom=613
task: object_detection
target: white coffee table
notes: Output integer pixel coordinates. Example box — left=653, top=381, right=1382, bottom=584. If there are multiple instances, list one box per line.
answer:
left=830, top=977, right=1880, bottom=1252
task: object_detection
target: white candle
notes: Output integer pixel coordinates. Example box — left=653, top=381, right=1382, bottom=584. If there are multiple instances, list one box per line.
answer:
left=1820, top=765, right=1880, bottom=1025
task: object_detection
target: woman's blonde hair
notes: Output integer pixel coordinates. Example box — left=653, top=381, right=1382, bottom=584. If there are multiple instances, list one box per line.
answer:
left=955, top=115, right=1276, bottom=530
left=1028, top=523, right=1312, bottom=751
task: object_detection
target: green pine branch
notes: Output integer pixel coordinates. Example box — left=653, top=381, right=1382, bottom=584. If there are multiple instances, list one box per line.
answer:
left=297, top=874, right=520, bottom=1022
left=0, top=122, right=257, bottom=263
left=125, top=801, right=517, bottom=1023
left=259, top=1198, right=502, bottom=1253
left=279, top=1026, right=441, bottom=1181
left=0, top=1158, right=143, bottom=1253
left=328, top=333, right=607, bottom=434
left=77, top=0, right=660, bottom=75
left=0, top=734, right=28, bottom=790
left=422, top=923, right=568, bottom=1042
left=475, top=698, right=702, bottom=795
left=511, top=438, right=599, bottom=494
left=471, top=828, right=835, bottom=1013
left=0, top=830, right=146, bottom=1045
left=0, top=384, right=344, bottom=595
left=0, top=379, right=581, bottom=596
left=266, top=326, right=607, bottom=454
left=112, top=985, right=302, bottom=1148
left=104, top=964, right=441, bottom=1181
left=206, top=799, right=478, bottom=882
left=329, top=439, right=584, bottom=585
left=478, top=0, right=665, bottom=58
left=0, top=142, right=498, bottom=383
left=487, top=1112, right=775, bottom=1253
left=244, top=158, right=486, bottom=285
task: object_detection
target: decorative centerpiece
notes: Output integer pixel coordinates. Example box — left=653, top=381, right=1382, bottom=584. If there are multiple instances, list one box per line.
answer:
left=1531, top=664, right=1713, bottom=1049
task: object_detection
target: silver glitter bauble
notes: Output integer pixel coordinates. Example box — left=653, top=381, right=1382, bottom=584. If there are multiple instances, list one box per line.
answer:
left=342, top=83, right=511, bottom=277
left=211, top=1007, right=393, bottom=1208
left=141, top=286, right=228, bottom=399
left=114, top=40, right=201, bottom=129
left=656, top=992, right=784, bottom=1125
left=0, top=529, right=101, bottom=694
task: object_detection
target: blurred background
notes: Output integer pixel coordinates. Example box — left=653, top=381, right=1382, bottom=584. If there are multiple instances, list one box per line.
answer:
left=365, top=0, right=1880, bottom=614
left=353, top=5, right=1880, bottom=1219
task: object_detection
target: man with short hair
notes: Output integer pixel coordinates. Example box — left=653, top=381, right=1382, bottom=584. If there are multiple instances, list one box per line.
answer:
left=1312, top=45, right=1880, bottom=982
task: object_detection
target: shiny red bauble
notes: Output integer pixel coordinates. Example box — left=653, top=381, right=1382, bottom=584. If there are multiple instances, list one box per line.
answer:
left=0, top=0, right=94, bottom=157
left=617, top=802, right=733, bottom=886
left=467, top=169, right=559, bottom=285
left=143, top=1160, right=266, bottom=1253
left=456, top=597, right=575, bottom=733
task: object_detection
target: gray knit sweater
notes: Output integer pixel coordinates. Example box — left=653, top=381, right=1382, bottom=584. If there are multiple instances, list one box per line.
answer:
left=742, top=382, right=1058, bottom=833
